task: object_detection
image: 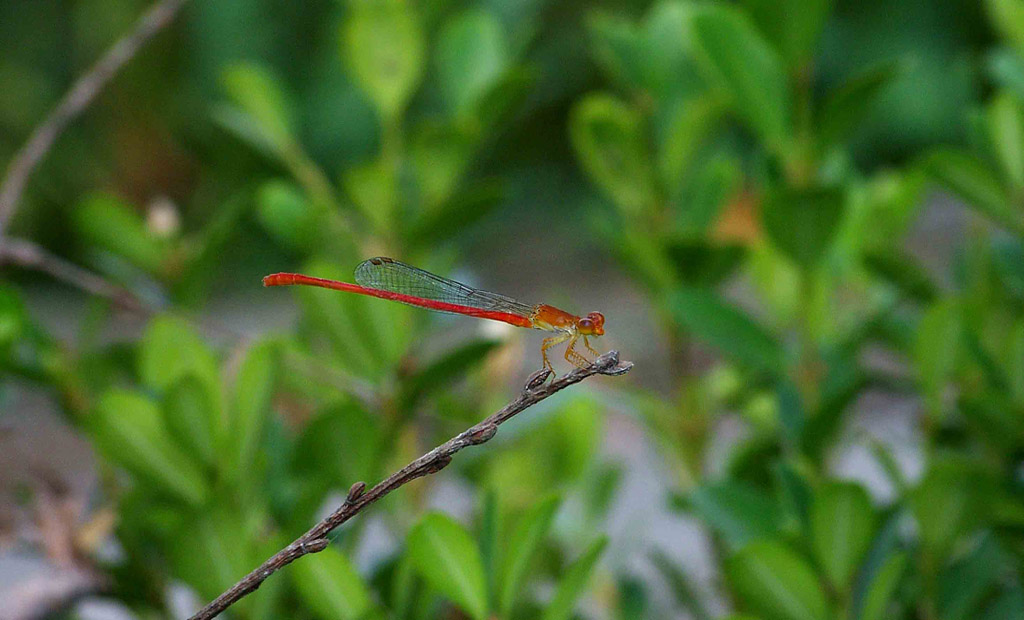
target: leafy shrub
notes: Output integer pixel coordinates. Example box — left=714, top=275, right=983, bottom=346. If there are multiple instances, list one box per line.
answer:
left=2, top=0, right=1024, bottom=619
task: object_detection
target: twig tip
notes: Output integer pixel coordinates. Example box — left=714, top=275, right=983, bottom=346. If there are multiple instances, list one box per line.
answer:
left=593, top=350, right=633, bottom=376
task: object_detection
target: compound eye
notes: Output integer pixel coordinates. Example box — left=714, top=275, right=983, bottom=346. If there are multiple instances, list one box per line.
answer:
left=588, top=312, right=605, bottom=326
left=579, top=318, right=594, bottom=330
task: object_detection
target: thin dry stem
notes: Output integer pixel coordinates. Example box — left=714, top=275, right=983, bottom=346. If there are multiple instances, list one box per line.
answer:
left=0, top=237, right=147, bottom=311
left=0, top=0, right=190, bottom=239
left=187, top=351, right=633, bottom=620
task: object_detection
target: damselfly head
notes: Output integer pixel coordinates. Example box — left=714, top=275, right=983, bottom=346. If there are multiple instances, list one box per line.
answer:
left=578, top=312, right=605, bottom=336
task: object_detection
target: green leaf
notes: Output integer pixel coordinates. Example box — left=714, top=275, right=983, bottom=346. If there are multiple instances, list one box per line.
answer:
left=409, top=124, right=473, bottom=210
left=818, top=64, right=899, bottom=148
left=911, top=459, right=994, bottom=562
left=342, top=0, right=424, bottom=121
left=1006, top=319, right=1024, bottom=405
left=988, top=49, right=1024, bottom=100
left=139, top=315, right=220, bottom=401
left=291, top=401, right=381, bottom=487
left=479, top=489, right=500, bottom=608
left=658, top=98, right=724, bottom=195
left=992, top=236, right=1024, bottom=300
left=91, top=390, right=208, bottom=505
left=651, top=552, right=712, bottom=620
left=220, top=63, right=294, bottom=152
left=772, top=461, right=812, bottom=534
left=762, top=185, right=846, bottom=268
left=500, top=495, right=561, bottom=615
left=177, top=190, right=251, bottom=303
left=672, top=155, right=743, bottom=237
left=74, top=193, right=166, bottom=274
left=913, top=298, right=962, bottom=417
left=857, top=552, right=906, bottom=620
left=171, top=516, right=287, bottom=619
left=741, top=0, right=833, bottom=67
left=540, top=537, right=609, bottom=620
left=570, top=93, right=656, bottom=216
left=980, top=587, right=1024, bottom=620
left=639, top=1, right=705, bottom=99
left=407, top=513, right=488, bottom=620
left=0, top=285, right=27, bottom=352
left=407, top=180, right=504, bottom=249
left=937, top=535, right=1007, bottom=620
left=582, top=463, right=623, bottom=523
left=167, top=507, right=260, bottom=603
left=774, top=380, right=805, bottom=444
left=863, top=249, right=938, bottom=303
left=921, top=149, right=1020, bottom=233
left=164, top=376, right=217, bottom=467
left=856, top=169, right=927, bottom=250
left=256, top=180, right=320, bottom=251
left=690, top=6, right=791, bottom=149
left=294, top=260, right=411, bottom=378
left=291, top=547, right=373, bottom=620
left=436, top=9, right=508, bottom=116
left=986, top=92, right=1024, bottom=189
left=606, top=220, right=677, bottom=292
left=389, top=553, right=420, bottom=618
left=249, top=535, right=291, bottom=620
left=343, top=157, right=399, bottom=233
left=474, top=66, right=533, bottom=128
left=226, top=338, right=279, bottom=475
left=986, top=0, right=1024, bottom=51
left=586, top=13, right=646, bottom=92
left=484, top=398, right=603, bottom=497
left=616, top=577, right=648, bottom=620
left=810, top=482, right=875, bottom=592
left=589, top=11, right=643, bottom=90
left=400, top=339, right=500, bottom=410
left=669, top=287, right=783, bottom=372
left=686, top=481, right=781, bottom=551
left=727, top=541, right=829, bottom=620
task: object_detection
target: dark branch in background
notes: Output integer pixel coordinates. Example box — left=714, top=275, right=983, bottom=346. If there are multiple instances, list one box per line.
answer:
left=0, top=0, right=191, bottom=239
left=0, top=0, right=189, bottom=309
left=0, top=6, right=189, bottom=615
left=0, top=237, right=148, bottom=312
left=187, top=351, right=634, bottom=620
left=0, top=7, right=630, bottom=620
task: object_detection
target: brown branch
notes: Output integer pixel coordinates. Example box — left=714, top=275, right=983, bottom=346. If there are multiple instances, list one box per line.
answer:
left=0, top=0, right=190, bottom=239
left=0, top=237, right=250, bottom=342
left=0, top=236, right=148, bottom=312
left=187, top=351, right=634, bottom=620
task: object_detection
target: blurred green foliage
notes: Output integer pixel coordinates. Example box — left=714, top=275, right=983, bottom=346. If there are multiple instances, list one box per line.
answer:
left=2, top=0, right=1024, bottom=619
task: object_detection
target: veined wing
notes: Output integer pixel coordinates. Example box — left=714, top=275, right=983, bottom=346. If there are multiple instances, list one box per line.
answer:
left=354, top=257, right=537, bottom=319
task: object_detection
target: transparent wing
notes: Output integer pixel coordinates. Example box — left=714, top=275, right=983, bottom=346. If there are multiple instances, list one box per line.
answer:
left=354, top=257, right=537, bottom=318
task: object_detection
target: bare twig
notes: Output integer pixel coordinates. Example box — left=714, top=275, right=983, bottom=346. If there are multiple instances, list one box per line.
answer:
left=0, top=236, right=148, bottom=312
left=187, top=351, right=634, bottom=620
left=0, top=0, right=190, bottom=239
left=0, top=237, right=254, bottom=346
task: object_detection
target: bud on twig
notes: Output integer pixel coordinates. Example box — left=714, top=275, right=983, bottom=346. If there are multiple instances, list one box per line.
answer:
left=468, top=423, right=498, bottom=445
left=346, top=482, right=366, bottom=504
left=524, top=368, right=552, bottom=392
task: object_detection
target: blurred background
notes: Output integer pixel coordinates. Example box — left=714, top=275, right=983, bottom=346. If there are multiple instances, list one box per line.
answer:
left=2, top=0, right=1023, bottom=619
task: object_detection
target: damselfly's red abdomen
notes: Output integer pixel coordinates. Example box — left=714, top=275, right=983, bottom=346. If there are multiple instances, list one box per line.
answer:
left=264, top=258, right=606, bottom=371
